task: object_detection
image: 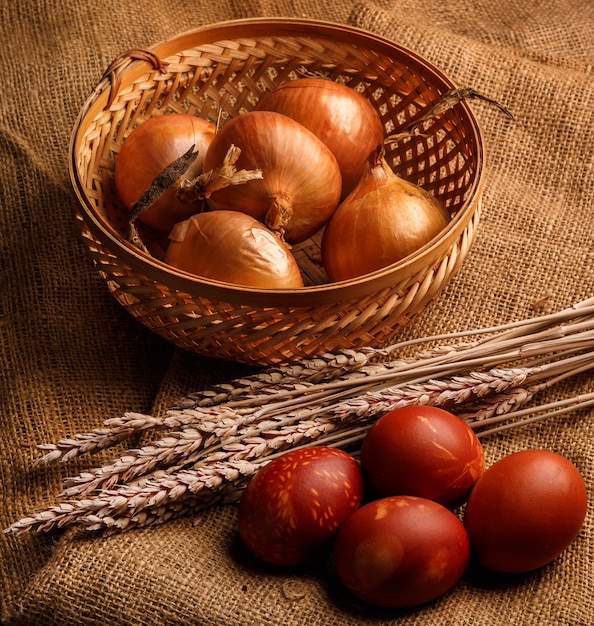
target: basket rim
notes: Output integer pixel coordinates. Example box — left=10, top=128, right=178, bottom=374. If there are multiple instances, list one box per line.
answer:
left=69, top=17, right=485, bottom=308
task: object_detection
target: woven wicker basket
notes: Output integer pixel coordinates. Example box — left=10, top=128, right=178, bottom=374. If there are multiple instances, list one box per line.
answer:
left=69, top=18, right=484, bottom=365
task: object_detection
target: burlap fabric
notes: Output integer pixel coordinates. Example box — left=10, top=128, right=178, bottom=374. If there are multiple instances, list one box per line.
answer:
left=1, top=1, right=593, bottom=624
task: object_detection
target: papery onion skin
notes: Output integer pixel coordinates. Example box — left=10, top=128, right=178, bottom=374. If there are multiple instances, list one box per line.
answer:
left=115, top=114, right=216, bottom=232
left=202, top=110, right=342, bottom=244
left=321, top=155, right=451, bottom=282
left=256, top=77, right=385, bottom=197
left=163, top=210, right=304, bottom=289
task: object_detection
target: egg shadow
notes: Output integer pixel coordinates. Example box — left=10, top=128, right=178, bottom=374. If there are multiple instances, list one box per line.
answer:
left=462, top=557, right=539, bottom=592
left=229, top=528, right=471, bottom=620
left=228, top=529, right=331, bottom=578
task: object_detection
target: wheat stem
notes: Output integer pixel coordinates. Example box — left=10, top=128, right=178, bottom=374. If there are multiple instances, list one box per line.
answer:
left=35, top=305, right=594, bottom=464
left=473, top=392, right=594, bottom=437
left=5, top=298, right=594, bottom=535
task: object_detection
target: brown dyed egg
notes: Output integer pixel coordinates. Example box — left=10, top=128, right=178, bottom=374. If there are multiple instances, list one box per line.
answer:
left=360, top=405, right=485, bottom=507
left=238, top=446, right=364, bottom=566
left=333, top=495, right=470, bottom=608
left=463, top=449, right=588, bottom=573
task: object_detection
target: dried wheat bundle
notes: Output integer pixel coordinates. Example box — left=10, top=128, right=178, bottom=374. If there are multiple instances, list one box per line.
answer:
left=5, top=298, right=594, bottom=536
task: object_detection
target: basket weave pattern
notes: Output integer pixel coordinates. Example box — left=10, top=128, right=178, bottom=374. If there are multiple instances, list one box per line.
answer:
left=71, top=19, right=484, bottom=364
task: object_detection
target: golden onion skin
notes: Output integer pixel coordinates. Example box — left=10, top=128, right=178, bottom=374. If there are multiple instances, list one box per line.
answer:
left=203, top=111, right=342, bottom=244
left=164, top=210, right=304, bottom=289
left=256, top=77, right=384, bottom=198
left=115, top=114, right=216, bottom=233
left=321, top=157, right=451, bottom=282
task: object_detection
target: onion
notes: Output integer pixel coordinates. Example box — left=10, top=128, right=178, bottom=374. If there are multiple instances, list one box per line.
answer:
left=201, top=110, right=342, bottom=244
left=321, top=149, right=451, bottom=282
left=114, top=113, right=216, bottom=233
left=256, top=77, right=384, bottom=197
left=164, top=210, right=304, bottom=289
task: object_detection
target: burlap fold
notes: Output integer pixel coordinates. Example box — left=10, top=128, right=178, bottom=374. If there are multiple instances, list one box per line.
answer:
left=1, top=1, right=592, bottom=624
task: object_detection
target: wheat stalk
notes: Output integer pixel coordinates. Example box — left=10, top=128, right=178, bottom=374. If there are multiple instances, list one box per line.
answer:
left=35, top=350, right=374, bottom=465
left=5, top=299, right=594, bottom=536
left=36, top=299, right=594, bottom=465
left=9, top=384, right=594, bottom=536
left=7, top=358, right=592, bottom=535
left=58, top=366, right=531, bottom=498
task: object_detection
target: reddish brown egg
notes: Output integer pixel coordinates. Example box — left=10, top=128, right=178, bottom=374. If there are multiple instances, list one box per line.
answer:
left=463, top=449, right=588, bottom=573
left=238, top=446, right=364, bottom=566
left=360, top=405, right=485, bottom=507
left=333, top=495, right=470, bottom=608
